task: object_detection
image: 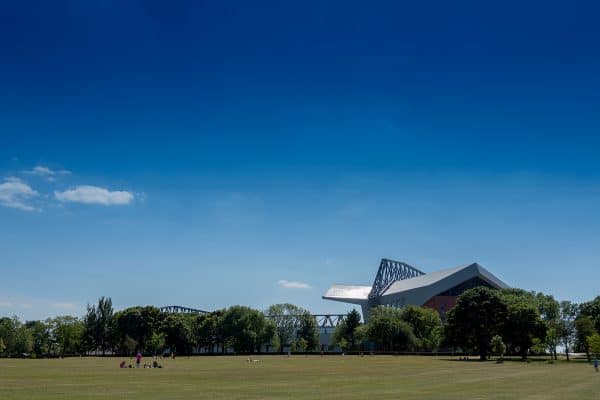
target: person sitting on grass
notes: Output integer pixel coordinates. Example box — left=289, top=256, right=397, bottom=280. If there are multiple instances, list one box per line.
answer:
left=119, top=361, right=126, bottom=368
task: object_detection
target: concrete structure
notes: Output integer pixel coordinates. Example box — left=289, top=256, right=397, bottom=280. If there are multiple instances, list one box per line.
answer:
left=323, top=258, right=509, bottom=321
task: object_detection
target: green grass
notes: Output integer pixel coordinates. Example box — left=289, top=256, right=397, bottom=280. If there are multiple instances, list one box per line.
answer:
left=0, top=356, right=597, bottom=399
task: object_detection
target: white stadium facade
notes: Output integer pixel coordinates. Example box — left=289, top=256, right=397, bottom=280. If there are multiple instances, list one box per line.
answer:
left=323, top=258, right=509, bottom=321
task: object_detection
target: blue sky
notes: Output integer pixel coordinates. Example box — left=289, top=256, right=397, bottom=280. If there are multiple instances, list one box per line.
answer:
left=1, top=1, right=600, bottom=320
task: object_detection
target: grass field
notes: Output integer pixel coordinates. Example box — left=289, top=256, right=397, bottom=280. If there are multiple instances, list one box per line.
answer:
left=0, top=355, right=598, bottom=399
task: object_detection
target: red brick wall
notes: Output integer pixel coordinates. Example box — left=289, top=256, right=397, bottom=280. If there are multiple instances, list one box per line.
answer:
left=423, top=296, right=457, bottom=320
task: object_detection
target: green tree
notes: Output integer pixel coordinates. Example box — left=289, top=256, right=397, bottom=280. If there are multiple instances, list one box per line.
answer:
left=490, top=335, right=506, bottom=362
left=221, top=305, right=271, bottom=353
left=557, top=301, right=578, bottom=361
left=544, top=324, right=559, bottom=360
left=535, top=293, right=560, bottom=359
left=83, top=297, right=115, bottom=355
left=331, top=309, right=362, bottom=351
left=50, top=316, right=85, bottom=356
left=0, top=317, right=34, bottom=356
left=399, top=305, right=442, bottom=351
left=354, top=324, right=368, bottom=349
left=575, top=316, right=596, bottom=362
left=261, top=319, right=278, bottom=353
left=115, top=306, right=163, bottom=354
left=0, top=317, right=19, bottom=355
left=297, top=337, right=308, bottom=354
left=579, top=296, right=600, bottom=333
left=123, top=335, right=137, bottom=356
left=161, top=313, right=195, bottom=355
left=14, top=324, right=33, bottom=355
left=265, top=303, right=306, bottom=353
left=147, top=332, right=166, bottom=356
left=194, top=311, right=224, bottom=353
left=366, top=306, right=416, bottom=351
left=445, top=287, right=508, bottom=360
left=296, top=312, right=319, bottom=352
left=25, top=320, right=52, bottom=356
left=535, top=292, right=560, bottom=322
left=502, top=301, right=546, bottom=360
left=337, top=337, right=349, bottom=352
left=588, top=333, right=600, bottom=358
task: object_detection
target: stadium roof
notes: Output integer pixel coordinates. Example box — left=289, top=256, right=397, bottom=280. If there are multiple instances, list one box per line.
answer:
left=378, top=262, right=509, bottom=307
left=322, top=284, right=372, bottom=303
left=382, top=263, right=507, bottom=296
left=323, top=260, right=509, bottom=309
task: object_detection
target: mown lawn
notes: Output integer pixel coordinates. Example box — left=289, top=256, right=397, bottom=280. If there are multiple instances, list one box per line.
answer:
left=0, top=355, right=597, bottom=399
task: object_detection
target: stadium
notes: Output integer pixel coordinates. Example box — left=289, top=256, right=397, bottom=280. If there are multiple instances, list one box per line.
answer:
left=323, top=258, right=509, bottom=321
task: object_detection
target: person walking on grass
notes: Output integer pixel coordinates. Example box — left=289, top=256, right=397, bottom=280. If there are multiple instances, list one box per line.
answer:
left=594, top=358, right=598, bottom=372
left=136, top=352, right=142, bottom=368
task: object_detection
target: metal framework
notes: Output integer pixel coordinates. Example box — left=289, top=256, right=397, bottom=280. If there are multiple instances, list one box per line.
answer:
left=368, top=258, right=425, bottom=299
left=159, top=305, right=209, bottom=315
left=160, top=306, right=345, bottom=328
left=313, top=314, right=346, bottom=328
left=265, top=313, right=347, bottom=328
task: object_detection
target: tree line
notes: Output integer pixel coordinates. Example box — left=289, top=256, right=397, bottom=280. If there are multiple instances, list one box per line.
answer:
left=2, top=289, right=600, bottom=360
left=0, top=300, right=319, bottom=357
left=332, top=287, right=600, bottom=361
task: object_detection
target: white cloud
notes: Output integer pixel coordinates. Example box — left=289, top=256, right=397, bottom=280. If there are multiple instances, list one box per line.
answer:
left=0, top=301, right=13, bottom=308
left=54, top=185, right=134, bottom=205
left=30, top=166, right=52, bottom=175
left=0, top=177, right=39, bottom=211
left=20, top=303, right=32, bottom=309
left=24, top=165, right=71, bottom=181
left=277, top=280, right=311, bottom=289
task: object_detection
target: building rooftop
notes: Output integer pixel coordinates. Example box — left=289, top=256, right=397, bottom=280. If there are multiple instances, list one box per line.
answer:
left=323, top=260, right=509, bottom=305
left=322, top=284, right=372, bottom=303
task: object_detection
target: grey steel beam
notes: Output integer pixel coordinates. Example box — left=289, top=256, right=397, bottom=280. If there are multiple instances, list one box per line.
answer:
left=368, top=258, right=425, bottom=299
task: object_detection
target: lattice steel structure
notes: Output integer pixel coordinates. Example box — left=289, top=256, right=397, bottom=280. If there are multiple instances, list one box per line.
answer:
left=313, top=314, right=346, bottom=328
left=159, top=305, right=209, bottom=315
left=266, top=313, right=347, bottom=329
left=368, top=258, right=425, bottom=299
left=160, top=306, right=344, bottom=329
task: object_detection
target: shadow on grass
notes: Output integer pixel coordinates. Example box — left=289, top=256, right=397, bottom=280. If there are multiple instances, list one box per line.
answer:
left=441, top=356, right=592, bottom=364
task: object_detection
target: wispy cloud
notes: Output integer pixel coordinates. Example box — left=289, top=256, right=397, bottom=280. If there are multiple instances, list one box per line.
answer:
left=0, top=301, right=13, bottom=308
left=277, top=280, right=311, bottom=289
left=20, top=303, right=32, bottom=309
left=52, top=302, right=78, bottom=310
left=24, top=165, right=71, bottom=181
left=54, top=185, right=134, bottom=205
left=0, top=177, right=39, bottom=211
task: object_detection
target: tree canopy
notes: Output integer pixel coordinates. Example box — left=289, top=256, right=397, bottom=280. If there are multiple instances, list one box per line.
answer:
left=331, top=309, right=362, bottom=351
left=445, top=287, right=508, bottom=360
left=265, top=303, right=309, bottom=353
left=398, top=305, right=442, bottom=351
left=366, top=306, right=416, bottom=352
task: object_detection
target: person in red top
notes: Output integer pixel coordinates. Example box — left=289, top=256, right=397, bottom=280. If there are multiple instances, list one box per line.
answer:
left=135, top=352, right=142, bottom=367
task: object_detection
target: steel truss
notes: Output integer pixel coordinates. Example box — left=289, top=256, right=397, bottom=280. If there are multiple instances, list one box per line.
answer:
left=368, top=258, right=425, bottom=299
left=160, top=306, right=344, bottom=328
left=159, top=305, right=209, bottom=314
left=265, top=313, right=347, bottom=328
